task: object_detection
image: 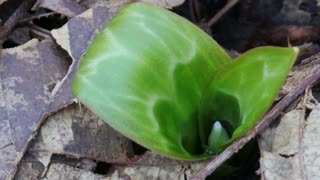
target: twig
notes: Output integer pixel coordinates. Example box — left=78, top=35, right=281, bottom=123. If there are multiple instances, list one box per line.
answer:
left=0, top=0, right=36, bottom=46
left=29, top=23, right=51, bottom=40
left=18, top=12, right=57, bottom=25
left=297, top=88, right=309, bottom=179
left=191, top=63, right=320, bottom=180
left=208, top=0, right=241, bottom=27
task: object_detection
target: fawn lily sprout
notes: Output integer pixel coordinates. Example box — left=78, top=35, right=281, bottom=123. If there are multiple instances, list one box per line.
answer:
left=71, top=3, right=299, bottom=160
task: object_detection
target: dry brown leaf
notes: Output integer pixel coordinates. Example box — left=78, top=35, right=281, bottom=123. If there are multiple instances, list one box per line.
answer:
left=81, top=0, right=130, bottom=13
left=0, top=39, right=70, bottom=179
left=47, top=7, right=113, bottom=118
left=33, top=104, right=133, bottom=162
left=130, top=151, right=189, bottom=166
left=42, top=161, right=203, bottom=180
left=259, top=91, right=320, bottom=180
left=138, top=0, right=185, bottom=9
left=51, top=7, right=112, bottom=60
left=43, top=163, right=106, bottom=179
left=109, top=161, right=206, bottom=180
left=81, top=0, right=184, bottom=12
left=280, top=52, right=320, bottom=97
left=15, top=104, right=133, bottom=179
left=39, top=0, right=185, bottom=18
left=39, top=0, right=86, bottom=17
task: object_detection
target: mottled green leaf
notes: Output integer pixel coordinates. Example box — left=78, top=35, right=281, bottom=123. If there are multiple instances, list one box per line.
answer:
left=72, top=2, right=231, bottom=160
left=200, top=47, right=298, bottom=153
left=72, top=2, right=298, bottom=160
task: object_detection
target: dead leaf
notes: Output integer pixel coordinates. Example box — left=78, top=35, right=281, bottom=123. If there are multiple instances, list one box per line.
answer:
left=81, top=0, right=184, bottom=13
left=14, top=153, right=45, bottom=180
left=39, top=0, right=86, bottom=17
left=259, top=90, right=320, bottom=180
left=15, top=104, right=134, bottom=178
left=280, top=52, right=320, bottom=97
left=81, top=0, right=131, bottom=13
left=109, top=161, right=206, bottom=180
left=41, top=161, right=204, bottom=180
left=138, top=0, right=185, bottom=9
left=39, top=0, right=185, bottom=19
left=43, top=163, right=106, bottom=179
left=130, top=151, right=189, bottom=166
left=46, top=7, right=113, bottom=119
left=33, top=104, right=133, bottom=162
left=0, top=39, right=70, bottom=179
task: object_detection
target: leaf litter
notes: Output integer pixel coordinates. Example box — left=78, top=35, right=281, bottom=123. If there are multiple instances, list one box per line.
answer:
left=2, top=0, right=320, bottom=179
left=259, top=89, right=320, bottom=180
left=0, top=39, right=69, bottom=179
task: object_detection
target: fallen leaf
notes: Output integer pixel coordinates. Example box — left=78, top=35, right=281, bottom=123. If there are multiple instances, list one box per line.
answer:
left=39, top=0, right=86, bottom=17
left=81, top=0, right=185, bottom=13
left=130, top=151, right=189, bottom=166
left=47, top=7, right=113, bottom=118
left=15, top=104, right=134, bottom=178
left=81, top=0, right=131, bottom=13
left=259, top=90, right=320, bottom=180
left=34, top=104, right=133, bottom=162
left=0, top=39, right=70, bottom=179
left=281, top=52, right=320, bottom=96
left=43, top=163, right=106, bottom=179
left=110, top=161, right=206, bottom=180
left=138, top=0, right=185, bottom=9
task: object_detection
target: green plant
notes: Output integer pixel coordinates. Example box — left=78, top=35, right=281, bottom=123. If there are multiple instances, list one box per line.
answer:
left=71, top=2, right=298, bottom=160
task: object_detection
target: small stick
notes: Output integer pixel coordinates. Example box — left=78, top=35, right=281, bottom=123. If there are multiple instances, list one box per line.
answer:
left=208, top=0, right=241, bottom=27
left=18, top=12, right=58, bottom=24
left=191, top=63, right=320, bottom=180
